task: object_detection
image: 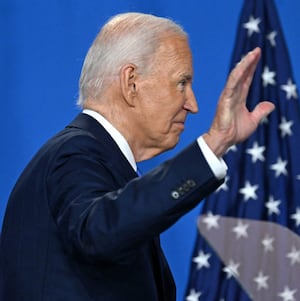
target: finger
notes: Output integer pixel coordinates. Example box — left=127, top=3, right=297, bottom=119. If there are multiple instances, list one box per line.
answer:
left=243, top=48, right=261, bottom=88
left=251, top=101, right=275, bottom=124
left=226, top=47, right=261, bottom=90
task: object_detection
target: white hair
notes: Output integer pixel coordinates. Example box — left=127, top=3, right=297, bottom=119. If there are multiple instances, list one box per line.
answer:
left=77, top=12, right=188, bottom=107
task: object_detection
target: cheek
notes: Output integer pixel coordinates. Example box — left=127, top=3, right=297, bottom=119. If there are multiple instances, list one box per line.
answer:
left=142, top=113, right=171, bottom=138
left=139, top=89, right=184, bottom=131
left=155, top=107, right=184, bottom=134
left=150, top=114, right=169, bottom=132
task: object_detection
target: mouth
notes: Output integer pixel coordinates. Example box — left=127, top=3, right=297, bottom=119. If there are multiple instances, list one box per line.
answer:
left=173, top=113, right=187, bottom=131
left=174, top=121, right=185, bottom=130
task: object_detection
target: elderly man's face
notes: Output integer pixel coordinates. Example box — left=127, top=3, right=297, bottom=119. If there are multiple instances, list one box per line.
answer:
left=135, top=35, right=198, bottom=155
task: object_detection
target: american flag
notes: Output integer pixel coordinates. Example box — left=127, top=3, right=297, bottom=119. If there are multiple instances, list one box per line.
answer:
left=185, top=0, right=300, bottom=300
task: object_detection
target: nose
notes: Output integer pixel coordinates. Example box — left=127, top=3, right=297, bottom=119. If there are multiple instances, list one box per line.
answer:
left=184, top=88, right=198, bottom=113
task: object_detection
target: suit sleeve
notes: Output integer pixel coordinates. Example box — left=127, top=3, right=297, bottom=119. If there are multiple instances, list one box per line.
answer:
left=47, top=134, right=223, bottom=263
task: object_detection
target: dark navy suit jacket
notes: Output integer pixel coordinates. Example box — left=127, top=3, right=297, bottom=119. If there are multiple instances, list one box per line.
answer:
left=0, top=113, right=223, bottom=301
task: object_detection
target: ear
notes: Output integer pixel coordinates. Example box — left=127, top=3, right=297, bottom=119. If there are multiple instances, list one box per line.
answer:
left=120, top=64, right=138, bottom=107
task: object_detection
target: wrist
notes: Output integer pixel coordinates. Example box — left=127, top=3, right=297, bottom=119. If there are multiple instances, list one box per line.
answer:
left=202, top=132, right=231, bottom=157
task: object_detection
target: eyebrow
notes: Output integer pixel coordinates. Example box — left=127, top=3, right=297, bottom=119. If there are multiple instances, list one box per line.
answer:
left=180, top=74, right=193, bottom=82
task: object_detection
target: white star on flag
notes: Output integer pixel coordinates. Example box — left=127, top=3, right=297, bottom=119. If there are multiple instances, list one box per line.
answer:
left=279, top=116, right=293, bottom=137
left=266, top=30, right=277, bottom=46
left=226, top=144, right=237, bottom=153
left=186, top=289, right=201, bottom=301
left=193, top=250, right=211, bottom=269
left=243, top=15, right=261, bottom=36
left=265, top=195, right=281, bottom=216
left=232, top=220, right=249, bottom=239
left=239, top=181, right=258, bottom=201
left=281, top=78, right=298, bottom=99
left=286, top=246, right=300, bottom=265
left=216, top=176, right=229, bottom=192
left=260, top=115, right=269, bottom=124
left=262, top=66, right=276, bottom=87
left=253, top=270, right=269, bottom=290
left=223, top=259, right=240, bottom=279
left=261, top=235, right=275, bottom=253
left=245, top=141, right=265, bottom=163
left=270, top=157, right=288, bottom=177
left=278, top=286, right=297, bottom=301
left=290, top=208, right=300, bottom=227
left=202, top=212, right=220, bottom=230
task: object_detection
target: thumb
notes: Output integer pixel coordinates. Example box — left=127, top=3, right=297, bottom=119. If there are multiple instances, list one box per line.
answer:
left=252, top=101, right=275, bottom=124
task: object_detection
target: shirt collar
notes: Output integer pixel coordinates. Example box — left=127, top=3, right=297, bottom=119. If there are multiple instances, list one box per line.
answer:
left=82, top=109, right=137, bottom=172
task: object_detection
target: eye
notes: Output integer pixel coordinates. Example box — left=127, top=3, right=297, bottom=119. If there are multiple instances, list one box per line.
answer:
left=178, top=79, right=187, bottom=92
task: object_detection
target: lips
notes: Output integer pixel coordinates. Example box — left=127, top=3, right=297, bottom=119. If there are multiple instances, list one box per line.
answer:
left=174, top=121, right=185, bottom=130
left=173, top=113, right=187, bottom=130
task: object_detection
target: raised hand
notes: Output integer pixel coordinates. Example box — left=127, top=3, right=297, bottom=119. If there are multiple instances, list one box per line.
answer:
left=203, top=47, right=275, bottom=157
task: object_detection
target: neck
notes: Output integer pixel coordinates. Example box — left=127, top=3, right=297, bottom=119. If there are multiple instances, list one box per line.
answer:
left=83, top=98, right=166, bottom=162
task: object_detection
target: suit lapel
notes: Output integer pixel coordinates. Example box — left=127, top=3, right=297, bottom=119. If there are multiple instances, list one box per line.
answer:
left=67, top=113, right=138, bottom=183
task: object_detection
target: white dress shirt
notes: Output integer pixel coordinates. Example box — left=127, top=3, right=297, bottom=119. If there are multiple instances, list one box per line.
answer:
left=82, top=109, right=227, bottom=179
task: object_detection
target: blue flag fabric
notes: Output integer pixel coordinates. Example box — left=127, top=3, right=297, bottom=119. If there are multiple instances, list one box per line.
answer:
left=185, top=0, right=300, bottom=300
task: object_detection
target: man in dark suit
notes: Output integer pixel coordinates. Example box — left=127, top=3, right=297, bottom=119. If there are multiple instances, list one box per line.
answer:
left=0, top=12, right=274, bottom=301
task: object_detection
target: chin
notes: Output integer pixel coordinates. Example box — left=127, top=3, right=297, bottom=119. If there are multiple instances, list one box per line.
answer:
left=164, top=137, right=180, bottom=151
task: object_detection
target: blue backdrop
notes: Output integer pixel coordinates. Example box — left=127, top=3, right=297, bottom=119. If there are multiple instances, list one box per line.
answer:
left=1, top=1, right=300, bottom=300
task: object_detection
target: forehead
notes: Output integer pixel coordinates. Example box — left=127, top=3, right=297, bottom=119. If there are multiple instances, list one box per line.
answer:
left=153, top=35, right=193, bottom=77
